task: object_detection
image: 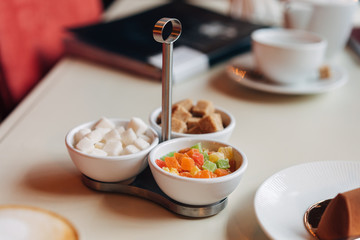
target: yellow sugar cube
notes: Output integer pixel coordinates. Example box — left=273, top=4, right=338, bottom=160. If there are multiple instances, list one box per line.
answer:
left=218, top=147, right=233, bottom=160
left=190, top=166, right=200, bottom=176
left=209, top=152, right=225, bottom=163
left=170, top=168, right=179, bottom=175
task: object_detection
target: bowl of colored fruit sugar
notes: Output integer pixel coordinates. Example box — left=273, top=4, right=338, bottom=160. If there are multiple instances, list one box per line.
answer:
left=149, top=99, right=235, bottom=142
left=65, top=117, right=159, bottom=182
left=148, top=138, right=248, bottom=205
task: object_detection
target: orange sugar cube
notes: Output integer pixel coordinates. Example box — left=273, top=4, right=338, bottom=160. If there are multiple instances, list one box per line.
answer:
left=178, top=147, right=191, bottom=154
left=180, top=157, right=195, bottom=171
left=195, top=169, right=215, bottom=178
left=186, top=148, right=199, bottom=158
left=165, top=156, right=181, bottom=170
left=174, top=152, right=183, bottom=160
left=180, top=172, right=193, bottom=178
left=214, top=168, right=230, bottom=177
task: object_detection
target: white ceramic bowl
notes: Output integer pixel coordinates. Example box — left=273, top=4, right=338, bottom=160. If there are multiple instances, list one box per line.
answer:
left=149, top=106, right=235, bottom=142
left=252, top=28, right=327, bottom=85
left=65, top=119, right=159, bottom=182
left=148, top=138, right=248, bottom=205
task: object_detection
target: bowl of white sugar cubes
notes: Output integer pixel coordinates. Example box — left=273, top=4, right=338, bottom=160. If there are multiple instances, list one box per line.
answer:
left=65, top=117, right=159, bottom=182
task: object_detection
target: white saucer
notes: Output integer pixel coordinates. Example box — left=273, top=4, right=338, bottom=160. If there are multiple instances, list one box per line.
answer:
left=226, top=54, right=348, bottom=95
left=254, top=161, right=360, bottom=240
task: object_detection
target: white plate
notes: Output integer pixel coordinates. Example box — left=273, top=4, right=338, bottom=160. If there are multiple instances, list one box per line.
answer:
left=254, top=161, right=360, bottom=240
left=227, top=54, right=348, bottom=95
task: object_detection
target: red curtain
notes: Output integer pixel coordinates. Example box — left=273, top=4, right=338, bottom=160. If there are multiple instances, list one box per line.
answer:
left=0, top=0, right=102, bottom=118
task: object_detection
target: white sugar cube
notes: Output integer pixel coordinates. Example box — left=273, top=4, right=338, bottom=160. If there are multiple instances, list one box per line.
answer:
left=127, top=117, right=148, bottom=136
left=103, top=129, right=121, bottom=142
left=134, top=137, right=150, bottom=150
left=85, top=128, right=106, bottom=142
left=121, top=128, right=137, bottom=146
left=94, top=117, right=115, bottom=129
left=94, top=142, right=105, bottom=149
left=138, top=134, right=152, bottom=143
left=144, top=128, right=155, bottom=138
left=116, top=126, right=125, bottom=134
left=122, top=145, right=140, bottom=155
left=96, top=127, right=111, bottom=135
left=89, top=148, right=107, bottom=157
left=103, top=141, right=123, bottom=156
left=74, top=128, right=91, bottom=144
left=75, top=137, right=95, bottom=153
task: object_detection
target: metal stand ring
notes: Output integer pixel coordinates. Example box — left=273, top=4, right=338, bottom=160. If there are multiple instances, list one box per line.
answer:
left=153, top=18, right=182, bottom=43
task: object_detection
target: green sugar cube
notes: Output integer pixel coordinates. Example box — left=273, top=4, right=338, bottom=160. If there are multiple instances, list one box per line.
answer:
left=160, top=151, right=175, bottom=161
left=202, top=160, right=217, bottom=172
left=202, top=151, right=209, bottom=161
left=191, top=142, right=202, bottom=152
left=216, top=158, right=230, bottom=169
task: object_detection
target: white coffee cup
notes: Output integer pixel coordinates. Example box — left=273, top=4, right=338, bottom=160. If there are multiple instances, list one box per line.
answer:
left=284, top=0, right=357, bottom=58
left=252, top=28, right=327, bottom=85
left=0, top=205, right=78, bottom=240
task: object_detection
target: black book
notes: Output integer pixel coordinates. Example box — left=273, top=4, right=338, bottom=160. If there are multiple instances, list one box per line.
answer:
left=64, top=2, right=265, bottom=82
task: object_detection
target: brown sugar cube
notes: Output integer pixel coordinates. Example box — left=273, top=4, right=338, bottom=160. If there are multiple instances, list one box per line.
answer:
left=172, top=105, right=192, bottom=122
left=192, top=100, right=215, bottom=117
left=172, top=98, right=193, bottom=111
left=198, top=113, right=224, bottom=133
left=186, top=117, right=201, bottom=129
left=187, top=125, right=202, bottom=134
left=156, top=113, right=161, bottom=125
left=171, top=118, right=187, bottom=133
left=319, top=65, right=331, bottom=79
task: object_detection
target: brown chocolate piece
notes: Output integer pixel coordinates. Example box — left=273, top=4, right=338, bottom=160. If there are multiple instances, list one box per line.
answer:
left=198, top=113, right=223, bottom=133
left=192, top=100, right=215, bottom=117
left=317, top=188, right=360, bottom=240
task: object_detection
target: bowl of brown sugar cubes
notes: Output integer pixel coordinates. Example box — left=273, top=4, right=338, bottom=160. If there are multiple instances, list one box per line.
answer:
left=65, top=117, right=159, bottom=182
left=149, top=99, right=235, bottom=142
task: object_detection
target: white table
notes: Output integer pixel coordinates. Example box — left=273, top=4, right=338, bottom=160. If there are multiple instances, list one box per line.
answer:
left=1, top=1, right=360, bottom=239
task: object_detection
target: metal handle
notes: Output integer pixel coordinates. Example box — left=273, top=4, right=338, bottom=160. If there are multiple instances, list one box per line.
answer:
left=153, top=18, right=182, bottom=142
